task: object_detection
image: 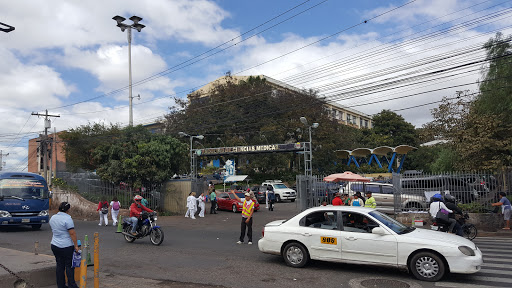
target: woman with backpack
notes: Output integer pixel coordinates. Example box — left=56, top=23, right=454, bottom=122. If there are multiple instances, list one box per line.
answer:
left=110, top=196, right=121, bottom=226
left=96, top=197, right=109, bottom=226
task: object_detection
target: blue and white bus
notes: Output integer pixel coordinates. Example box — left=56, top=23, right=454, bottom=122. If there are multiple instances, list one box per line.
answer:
left=0, top=172, right=50, bottom=230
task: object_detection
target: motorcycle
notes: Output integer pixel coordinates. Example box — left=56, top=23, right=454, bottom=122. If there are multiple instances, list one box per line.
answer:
left=431, top=212, right=477, bottom=240
left=122, top=211, right=164, bottom=245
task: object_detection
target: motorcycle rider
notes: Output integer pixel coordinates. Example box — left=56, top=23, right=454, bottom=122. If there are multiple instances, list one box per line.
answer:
left=429, top=194, right=456, bottom=235
left=444, top=194, right=464, bottom=236
left=127, top=195, right=154, bottom=236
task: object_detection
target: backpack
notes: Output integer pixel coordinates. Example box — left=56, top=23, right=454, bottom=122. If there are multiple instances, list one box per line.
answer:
left=112, top=201, right=120, bottom=211
left=101, top=202, right=108, bottom=214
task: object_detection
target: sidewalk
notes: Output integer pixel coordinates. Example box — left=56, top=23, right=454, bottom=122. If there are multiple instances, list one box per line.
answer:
left=0, top=247, right=55, bottom=287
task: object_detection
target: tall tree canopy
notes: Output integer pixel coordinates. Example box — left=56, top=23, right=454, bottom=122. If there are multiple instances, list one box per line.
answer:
left=361, top=110, right=417, bottom=147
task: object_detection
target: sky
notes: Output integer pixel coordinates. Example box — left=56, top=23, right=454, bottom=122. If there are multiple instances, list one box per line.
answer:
left=1, top=0, right=511, bottom=171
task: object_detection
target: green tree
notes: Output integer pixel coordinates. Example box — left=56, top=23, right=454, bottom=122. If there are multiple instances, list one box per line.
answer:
left=361, top=110, right=417, bottom=147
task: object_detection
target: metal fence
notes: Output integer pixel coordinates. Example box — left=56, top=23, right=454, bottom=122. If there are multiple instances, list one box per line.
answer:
left=393, top=170, right=512, bottom=213
left=56, top=172, right=163, bottom=210
left=297, top=170, right=512, bottom=214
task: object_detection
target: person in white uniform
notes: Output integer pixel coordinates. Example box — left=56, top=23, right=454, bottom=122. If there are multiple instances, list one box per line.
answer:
left=197, top=192, right=206, bottom=218
left=185, top=192, right=197, bottom=219
left=110, top=196, right=121, bottom=226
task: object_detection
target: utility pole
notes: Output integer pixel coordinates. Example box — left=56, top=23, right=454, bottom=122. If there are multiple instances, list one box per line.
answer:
left=31, top=110, right=60, bottom=182
left=0, top=150, right=8, bottom=171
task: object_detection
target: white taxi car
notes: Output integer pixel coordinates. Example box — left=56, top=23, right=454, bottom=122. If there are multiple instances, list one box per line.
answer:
left=258, top=206, right=482, bottom=281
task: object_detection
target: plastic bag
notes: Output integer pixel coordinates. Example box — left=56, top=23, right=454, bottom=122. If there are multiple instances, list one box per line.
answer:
left=72, top=250, right=82, bottom=268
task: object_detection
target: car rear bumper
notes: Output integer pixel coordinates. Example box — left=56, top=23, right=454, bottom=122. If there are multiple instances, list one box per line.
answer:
left=258, top=238, right=281, bottom=255
left=446, top=250, right=483, bottom=274
left=0, top=216, right=49, bottom=226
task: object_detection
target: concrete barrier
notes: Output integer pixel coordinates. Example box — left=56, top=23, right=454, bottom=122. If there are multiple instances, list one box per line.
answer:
left=0, top=247, right=55, bottom=287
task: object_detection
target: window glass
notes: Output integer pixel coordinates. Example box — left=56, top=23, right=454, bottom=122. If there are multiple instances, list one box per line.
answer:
left=219, top=193, right=228, bottom=199
left=382, top=186, right=394, bottom=194
left=350, top=184, right=364, bottom=193
left=366, top=185, right=381, bottom=193
left=341, top=212, right=379, bottom=233
left=301, top=211, right=338, bottom=230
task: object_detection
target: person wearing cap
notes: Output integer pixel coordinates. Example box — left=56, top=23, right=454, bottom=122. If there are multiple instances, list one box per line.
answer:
left=332, top=192, right=343, bottom=206
left=49, top=202, right=79, bottom=288
left=128, top=195, right=154, bottom=235
left=232, top=192, right=255, bottom=244
left=350, top=193, right=364, bottom=207
left=364, top=192, right=377, bottom=208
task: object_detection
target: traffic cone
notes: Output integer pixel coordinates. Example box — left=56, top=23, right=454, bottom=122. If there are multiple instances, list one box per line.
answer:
left=116, top=214, right=123, bottom=233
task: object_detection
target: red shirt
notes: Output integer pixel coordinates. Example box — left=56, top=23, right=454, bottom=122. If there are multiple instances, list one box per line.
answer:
left=332, top=197, right=343, bottom=206
left=97, top=201, right=109, bottom=211
left=129, top=202, right=153, bottom=217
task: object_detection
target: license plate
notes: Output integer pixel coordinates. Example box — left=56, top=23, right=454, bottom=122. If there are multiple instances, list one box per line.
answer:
left=321, top=236, right=337, bottom=245
left=21, top=219, right=30, bottom=223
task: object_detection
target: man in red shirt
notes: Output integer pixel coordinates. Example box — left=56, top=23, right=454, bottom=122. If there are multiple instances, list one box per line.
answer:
left=332, top=193, right=343, bottom=206
left=127, top=195, right=153, bottom=235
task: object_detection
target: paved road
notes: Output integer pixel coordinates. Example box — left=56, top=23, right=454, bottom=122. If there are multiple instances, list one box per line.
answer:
left=0, top=202, right=510, bottom=288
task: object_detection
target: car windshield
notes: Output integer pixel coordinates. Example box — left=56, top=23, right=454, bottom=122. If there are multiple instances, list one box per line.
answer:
left=0, top=179, right=48, bottom=199
left=234, top=193, right=246, bottom=199
left=274, top=184, right=287, bottom=189
left=369, top=211, right=414, bottom=234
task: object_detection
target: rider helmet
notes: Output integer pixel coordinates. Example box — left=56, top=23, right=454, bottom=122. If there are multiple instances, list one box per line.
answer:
left=134, top=195, right=143, bottom=201
left=444, top=194, right=456, bottom=203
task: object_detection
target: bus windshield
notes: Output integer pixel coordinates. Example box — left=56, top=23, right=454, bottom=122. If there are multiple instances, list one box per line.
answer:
left=0, top=179, right=49, bottom=199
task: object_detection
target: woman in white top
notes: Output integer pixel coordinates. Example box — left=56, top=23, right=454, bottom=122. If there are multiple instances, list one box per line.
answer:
left=185, top=192, right=197, bottom=219
left=429, top=196, right=456, bottom=233
left=110, top=196, right=121, bottom=226
left=197, top=193, right=206, bottom=218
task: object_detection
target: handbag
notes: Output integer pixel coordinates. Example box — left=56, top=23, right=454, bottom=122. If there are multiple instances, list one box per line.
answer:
left=435, top=202, right=450, bottom=222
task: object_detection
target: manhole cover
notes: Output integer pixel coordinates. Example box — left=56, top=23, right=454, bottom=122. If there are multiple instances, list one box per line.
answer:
left=349, top=277, right=422, bottom=288
left=361, top=279, right=410, bottom=288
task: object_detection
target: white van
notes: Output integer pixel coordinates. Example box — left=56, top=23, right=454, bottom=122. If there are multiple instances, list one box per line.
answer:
left=261, top=180, right=296, bottom=202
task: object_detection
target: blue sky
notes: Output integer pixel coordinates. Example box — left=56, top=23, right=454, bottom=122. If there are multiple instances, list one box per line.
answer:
left=1, top=0, right=511, bottom=170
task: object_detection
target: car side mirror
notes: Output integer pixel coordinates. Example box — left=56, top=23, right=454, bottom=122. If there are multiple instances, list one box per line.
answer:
left=372, top=227, right=389, bottom=235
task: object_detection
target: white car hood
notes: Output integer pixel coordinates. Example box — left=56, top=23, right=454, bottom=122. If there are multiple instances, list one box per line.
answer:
left=402, top=228, right=476, bottom=248
left=275, top=188, right=295, bottom=192
left=265, top=220, right=287, bottom=227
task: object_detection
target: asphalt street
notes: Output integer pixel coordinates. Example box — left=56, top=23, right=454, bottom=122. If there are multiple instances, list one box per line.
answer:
left=1, top=202, right=511, bottom=288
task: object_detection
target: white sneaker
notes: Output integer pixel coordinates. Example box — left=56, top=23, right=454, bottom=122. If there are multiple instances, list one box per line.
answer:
left=98, top=223, right=102, bottom=226
left=266, top=206, right=268, bottom=209
left=185, top=215, right=189, bottom=218
left=248, top=242, right=253, bottom=245
left=236, top=241, right=243, bottom=244
left=113, top=223, right=117, bottom=226
left=191, top=217, right=196, bottom=219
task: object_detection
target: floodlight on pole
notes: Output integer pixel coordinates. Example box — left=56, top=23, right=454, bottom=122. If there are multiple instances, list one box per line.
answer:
left=112, top=15, right=145, bottom=126
left=300, top=117, right=319, bottom=177
left=179, top=132, right=204, bottom=178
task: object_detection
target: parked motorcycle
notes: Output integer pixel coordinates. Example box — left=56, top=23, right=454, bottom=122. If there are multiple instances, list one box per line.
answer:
left=431, top=212, right=477, bottom=240
left=122, top=211, right=164, bottom=245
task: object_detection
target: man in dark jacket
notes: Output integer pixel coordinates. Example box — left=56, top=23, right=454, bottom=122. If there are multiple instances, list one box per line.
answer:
left=444, top=194, right=463, bottom=236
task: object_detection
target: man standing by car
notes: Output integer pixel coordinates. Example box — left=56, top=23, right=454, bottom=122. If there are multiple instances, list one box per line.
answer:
left=210, top=188, right=217, bottom=214
left=364, top=192, right=376, bottom=208
left=233, top=192, right=254, bottom=245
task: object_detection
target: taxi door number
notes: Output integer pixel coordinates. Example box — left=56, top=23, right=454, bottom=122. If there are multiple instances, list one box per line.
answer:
left=320, top=236, right=337, bottom=245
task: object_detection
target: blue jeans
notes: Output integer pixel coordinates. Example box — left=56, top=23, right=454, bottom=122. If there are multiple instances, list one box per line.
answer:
left=128, top=217, right=138, bottom=233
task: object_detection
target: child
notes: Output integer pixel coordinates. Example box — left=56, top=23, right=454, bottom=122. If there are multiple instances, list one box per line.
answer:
left=110, top=196, right=121, bottom=226
left=185, top=192, right=197, bottom=219
left=96, top=198, right=109, bottom=226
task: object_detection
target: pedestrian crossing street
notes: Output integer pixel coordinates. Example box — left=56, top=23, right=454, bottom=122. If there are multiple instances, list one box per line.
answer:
left=435, top=237, right=512, bottom=288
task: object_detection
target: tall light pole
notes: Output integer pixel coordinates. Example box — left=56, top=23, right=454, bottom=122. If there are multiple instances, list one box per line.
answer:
left=179, top=132, right=204, bottom=178
left=217, top=137, right=225, bottom=147
left=113, top=15, right=145, bottom=126
left=300, top=117, right=319, bottom=177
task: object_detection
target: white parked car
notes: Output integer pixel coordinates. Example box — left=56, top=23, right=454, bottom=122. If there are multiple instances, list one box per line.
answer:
left=261, top=180, right=296, bottom=202
left=258, top=206, right=482, bottom=281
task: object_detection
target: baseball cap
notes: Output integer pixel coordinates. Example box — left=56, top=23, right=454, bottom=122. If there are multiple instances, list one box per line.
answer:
left=244, top=192, right=251, bottom=197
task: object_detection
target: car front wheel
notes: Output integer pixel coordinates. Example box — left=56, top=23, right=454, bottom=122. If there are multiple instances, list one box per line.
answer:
left=232, top=204, right=237, bottom=213
left=283, top=242, right=309, bottom=268
left=275, top=195, right=281, bottom=203
left=409, top=252, right=445, bottom=282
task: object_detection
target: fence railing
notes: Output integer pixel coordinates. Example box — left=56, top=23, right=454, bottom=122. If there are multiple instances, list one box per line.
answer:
left=55, top=172, right=162, bottom=210
left=297, top=170, right=512, bottom=214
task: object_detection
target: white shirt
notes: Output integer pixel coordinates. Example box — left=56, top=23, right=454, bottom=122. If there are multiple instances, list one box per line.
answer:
left=429, top=201, right=453, bottom=217
left=186, top=195, right=197, bottom=209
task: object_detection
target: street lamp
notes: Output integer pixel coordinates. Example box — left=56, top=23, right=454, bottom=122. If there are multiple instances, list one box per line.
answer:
left=217, top=137, right=226, bottom=147
left=179, top=132, right=204, bottom=178
left=299, top=117, right=319, bottom=177
left=113, top=15, right=145, bottom=126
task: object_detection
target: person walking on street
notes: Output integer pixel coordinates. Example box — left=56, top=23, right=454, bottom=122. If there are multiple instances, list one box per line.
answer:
left=267, top=189, right=275, bottom=211
left=49, top=202, right=79, bottom=288
left=97, top=197, right=109, bottom=226
left=197, top=192, right=206, bottom=218
left=492, top=192, right=512, bottom=230
left=185, top=192, right=197, bottom=219
left=233, top=192, right=255, bottom=244
left=210, top=189, right=217, bottom=214
left=110, top=196, right=121, bottom=226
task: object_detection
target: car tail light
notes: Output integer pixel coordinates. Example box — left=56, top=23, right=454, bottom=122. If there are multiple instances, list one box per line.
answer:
left=262, top=227, right=265, bottom=237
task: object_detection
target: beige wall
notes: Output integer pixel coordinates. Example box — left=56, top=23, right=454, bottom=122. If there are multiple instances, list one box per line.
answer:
left=162, top=180, right=192, bottom=214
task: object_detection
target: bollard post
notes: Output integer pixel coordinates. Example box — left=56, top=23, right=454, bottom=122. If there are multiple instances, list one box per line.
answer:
left=79, top=235, right=88, bottom=288
left=34, top=241, right=38, bottom=255
left=94, top=232, right=99, bottom=288
left=116, top=214, right=123, bottom=233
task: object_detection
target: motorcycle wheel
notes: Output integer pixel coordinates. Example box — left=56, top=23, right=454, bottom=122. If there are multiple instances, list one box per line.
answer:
left=150, top=227, right=164, bottom=246
left=124, top=226, right=136, bottom=243
left=463, top=224, right=477, bottom=240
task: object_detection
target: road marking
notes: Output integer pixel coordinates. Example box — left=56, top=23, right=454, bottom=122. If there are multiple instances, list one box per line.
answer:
left=482, top=257, right=511, bottom=263
left=480, top=268, right=512, bottom=275
left=482, top=262, right=512, bottom=268
left=435, top=282, right=507, bottom=288
left=477, top=247, right=510, bottom=252
left=467, top=276, right=512, bottom=284
left=482, top=252, right=509, bottom=257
